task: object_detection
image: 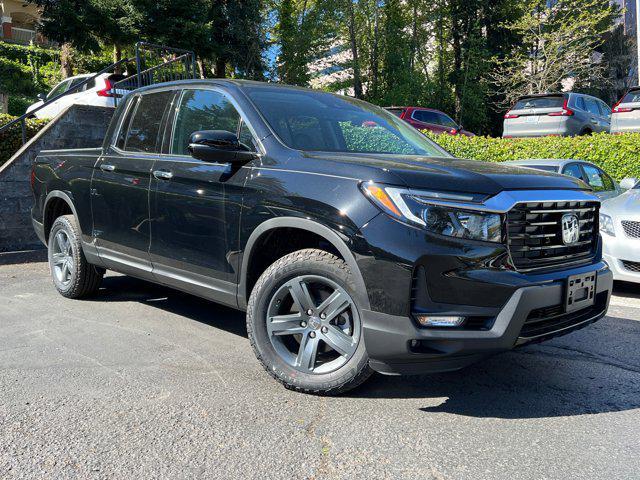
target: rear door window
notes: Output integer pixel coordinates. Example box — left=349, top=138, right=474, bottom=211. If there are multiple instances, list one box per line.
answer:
left=575, top=97, right=586, bottom=111
left=124, top=90, right=175, bottom=153
left=171, top=89, right=242, bottom=155
left=585, top=98, right=601, bottom=116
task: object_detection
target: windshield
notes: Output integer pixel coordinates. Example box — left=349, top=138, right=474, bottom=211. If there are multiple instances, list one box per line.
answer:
left=244, top=86, right=449, bottom=157
left=513, top=96, right=564, bottom=110
left=622, top=89, right=640, bottom=104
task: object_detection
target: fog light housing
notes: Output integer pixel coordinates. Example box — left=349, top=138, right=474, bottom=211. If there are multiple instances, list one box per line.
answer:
left=416, top=315, right=465, bottom=327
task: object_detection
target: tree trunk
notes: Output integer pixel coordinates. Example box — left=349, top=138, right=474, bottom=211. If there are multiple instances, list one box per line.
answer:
left=214, top=58, right=226, bottom=78
left=60, top=43, right=73, bottom=79
left=113, top=44, right=123, bottom=74
left=347, top=0, right=363, bottom=98
left=410, top=0, right=417, bottom=71
left=197, top=58, right=206, bottom=79
left=370, top=2, right=380, bottom=100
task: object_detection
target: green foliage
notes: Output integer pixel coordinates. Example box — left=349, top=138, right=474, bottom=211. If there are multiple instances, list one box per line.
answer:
left=0, top=42, right=59, bottom=66
left=0, top=58, right=39, bottom=96
left=7, top=95, right=36, bottom=116
left=424, top=131, right=640, bottom=180
left=0, top=114, right=49, bottom=167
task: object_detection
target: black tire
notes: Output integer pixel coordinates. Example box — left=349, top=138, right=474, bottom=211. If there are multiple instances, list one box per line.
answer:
left=247, top=248, right=373, bottom=395
left=48, top=214, right=103, bottom=298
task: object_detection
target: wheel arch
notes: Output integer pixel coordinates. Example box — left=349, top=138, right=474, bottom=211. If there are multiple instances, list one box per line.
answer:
left=238, top=218, right=370, bottom=311
left=43, top=190, right=80, bottom=241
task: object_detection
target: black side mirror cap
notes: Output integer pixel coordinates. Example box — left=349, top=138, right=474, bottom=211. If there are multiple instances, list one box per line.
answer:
left=188, top=130, right=256, bottom=164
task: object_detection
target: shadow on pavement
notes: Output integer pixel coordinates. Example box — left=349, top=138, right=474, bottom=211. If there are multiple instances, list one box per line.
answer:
left=352, top=315, right=640, bottom=417
left=87, top=273, right=248, bottom=338
left=87, top=273, right=640, bottom=419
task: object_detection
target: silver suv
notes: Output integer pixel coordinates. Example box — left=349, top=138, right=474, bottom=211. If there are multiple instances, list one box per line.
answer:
left=611, top=87, right=640, bottom=134
left=502, top=93, right=610, bottom=138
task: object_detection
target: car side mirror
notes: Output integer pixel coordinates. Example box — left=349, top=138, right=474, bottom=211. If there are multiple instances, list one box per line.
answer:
left=620, top=177, right=638, bottom=190
left=188, top=130, right=256, bottom=164
left=37, top=93, right=46, bottom=101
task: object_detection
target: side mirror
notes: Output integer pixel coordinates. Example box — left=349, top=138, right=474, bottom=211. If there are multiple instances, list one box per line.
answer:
left=620, top=177, right=638, bottom=190
left=37, top=93, right=46, bottom=101
left=188, top=130, right=256, bottom=164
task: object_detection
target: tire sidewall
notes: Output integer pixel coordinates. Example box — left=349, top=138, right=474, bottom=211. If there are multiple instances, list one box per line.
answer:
left=249, top=252, right=369, bottom=392
left=48, top=216, right=80, bottom=295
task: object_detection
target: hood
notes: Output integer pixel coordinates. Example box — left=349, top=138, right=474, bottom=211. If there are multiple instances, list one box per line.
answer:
left=298, top=153, right=589, bottom=196
left=601, top=189, right=640, bottom=216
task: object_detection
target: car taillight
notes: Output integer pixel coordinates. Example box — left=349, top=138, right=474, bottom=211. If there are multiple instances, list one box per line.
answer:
left=548, top=98, right=574, bottom=116
left=30, top=166, right=36, bottom=190
left=97, top=79, right=115, bottom=97
left=503, top=112, right=519, bottom=119
left=612, top=100, right=633, bottom=113
left=450, top=128, right=458, bottom=135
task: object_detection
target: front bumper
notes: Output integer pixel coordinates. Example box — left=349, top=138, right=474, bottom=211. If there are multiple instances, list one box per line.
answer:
left=362, top=264, right=613, bottom=375
left=602, top=229, right=640, bottom=284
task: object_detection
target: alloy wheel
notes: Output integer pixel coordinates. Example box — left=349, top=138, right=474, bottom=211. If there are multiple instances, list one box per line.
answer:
left=266, top=275, right=361, bottom=374
left=51, top=229, right=74, bottom=286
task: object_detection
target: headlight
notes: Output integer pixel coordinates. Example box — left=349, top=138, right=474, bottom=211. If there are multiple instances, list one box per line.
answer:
left=361, top=183, right=502, bottom=243
left=599, top=213, right=615, bottom=236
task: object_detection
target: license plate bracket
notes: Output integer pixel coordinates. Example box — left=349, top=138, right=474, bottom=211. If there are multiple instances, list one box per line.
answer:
left=565, top=272, right=596, bottom=313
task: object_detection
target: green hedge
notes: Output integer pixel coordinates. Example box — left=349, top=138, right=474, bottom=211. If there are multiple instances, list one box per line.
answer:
left=424, top=132, right=640, bottom=180
left=0, top=57, right=39, bottom=96
left=0, top=114, right=49, bottom=168
left=0, top=42, right=59, bottom=66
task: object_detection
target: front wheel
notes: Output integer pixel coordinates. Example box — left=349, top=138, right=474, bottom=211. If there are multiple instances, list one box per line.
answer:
left=247, top=249, right=372, bottom=395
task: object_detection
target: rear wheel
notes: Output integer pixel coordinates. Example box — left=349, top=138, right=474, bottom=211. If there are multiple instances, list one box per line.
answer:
left=48, top=215, right=103, bottom=298
left=247, top=249, right=372, bottom=395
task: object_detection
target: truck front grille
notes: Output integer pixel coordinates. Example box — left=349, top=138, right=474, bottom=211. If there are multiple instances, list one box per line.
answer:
left=621, top=220, right=640, bottom=239
left=506, top=201, right=599, bottom=271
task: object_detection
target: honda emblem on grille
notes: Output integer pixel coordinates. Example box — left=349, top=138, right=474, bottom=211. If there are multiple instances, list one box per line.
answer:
left=561, top=213, right=580, bottom=245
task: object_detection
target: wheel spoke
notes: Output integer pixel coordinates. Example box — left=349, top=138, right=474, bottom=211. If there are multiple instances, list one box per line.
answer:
left=52, top=253, right=65, bottom=265
left=296, top=332, right=320, bottom=372
left=61, top=261, right=70, bottom=282
left=267, top=313, right=305, bottom=336
left=322, top=325, right=356, bottom=357
left=66, top=257, right=74, bottom=274
left=288, top=279, right=315, bottom=313
left=55, top=232, right=66, bottom=252
left=317, top=289, right=350, bottom=322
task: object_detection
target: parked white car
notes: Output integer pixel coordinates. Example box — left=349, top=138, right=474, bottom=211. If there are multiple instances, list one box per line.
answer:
left=26, top=73, right=124, bottom=119
left=504, top=159, right=622, bottom=201
left=600, top=177, right=640, bottom=284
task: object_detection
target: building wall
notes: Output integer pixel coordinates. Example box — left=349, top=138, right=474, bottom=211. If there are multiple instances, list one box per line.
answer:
left=0, top=0, right=42, bottom=44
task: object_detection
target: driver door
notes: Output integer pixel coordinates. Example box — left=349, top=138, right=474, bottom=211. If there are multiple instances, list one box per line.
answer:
left=148, top=88, right=256, bottom=305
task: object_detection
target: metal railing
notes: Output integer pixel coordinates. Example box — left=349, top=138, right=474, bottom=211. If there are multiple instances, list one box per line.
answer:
left=112, top=42, right=197, bottom=105
left=0, top=42, right=198, bottom=145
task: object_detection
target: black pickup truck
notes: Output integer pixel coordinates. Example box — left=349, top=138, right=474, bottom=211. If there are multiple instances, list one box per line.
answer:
left=31, top=80, right=612, bottom=394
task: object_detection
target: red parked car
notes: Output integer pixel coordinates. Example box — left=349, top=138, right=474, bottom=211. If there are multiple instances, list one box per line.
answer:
left=385, top=106, right=475, bottom=136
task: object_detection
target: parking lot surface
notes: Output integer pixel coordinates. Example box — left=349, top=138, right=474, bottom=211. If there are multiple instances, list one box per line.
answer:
left=1, top=262, right=640, bottom=479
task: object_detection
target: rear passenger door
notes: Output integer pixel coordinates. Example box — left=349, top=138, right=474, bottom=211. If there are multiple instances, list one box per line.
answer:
left=148, top=87, right=257, bottom=305
left=584, top=98, right=607, bottom=133
left=91, top=89, right=177, bottom=279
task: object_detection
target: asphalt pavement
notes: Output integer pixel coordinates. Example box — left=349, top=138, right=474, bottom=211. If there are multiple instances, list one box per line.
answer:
left=1, top=262, right=639, bottom=479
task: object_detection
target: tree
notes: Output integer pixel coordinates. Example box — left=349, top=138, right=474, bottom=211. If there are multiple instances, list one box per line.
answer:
left=30, top=0, right=140, bottom=74
left=490, top=0, right=619, bottom=107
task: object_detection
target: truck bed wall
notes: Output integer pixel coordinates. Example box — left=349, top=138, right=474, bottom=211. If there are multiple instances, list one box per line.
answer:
left=0, top=105, right=114, bottom=252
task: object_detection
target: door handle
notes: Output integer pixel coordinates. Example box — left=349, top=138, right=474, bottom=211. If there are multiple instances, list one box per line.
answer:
left=100, top=163, right=116, bottom=172
left=153, top=170, right=173, bottom=180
